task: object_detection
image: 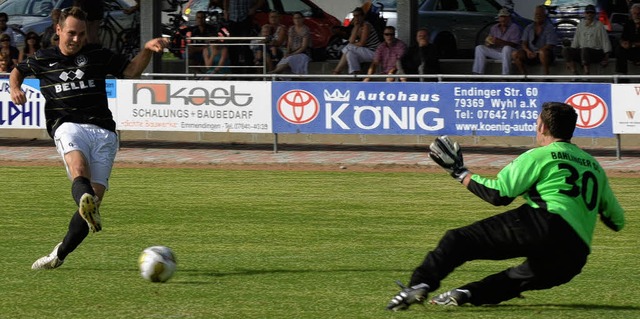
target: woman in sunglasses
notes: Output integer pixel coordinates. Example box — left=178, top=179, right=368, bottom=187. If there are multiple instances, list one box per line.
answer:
left=0, top=33, right=18, bottom=67
left=19, top=32, right=41, bottom=63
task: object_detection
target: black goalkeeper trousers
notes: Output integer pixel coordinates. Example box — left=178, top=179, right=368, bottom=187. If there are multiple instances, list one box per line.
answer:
left=409, top=204, right=589, bottom=305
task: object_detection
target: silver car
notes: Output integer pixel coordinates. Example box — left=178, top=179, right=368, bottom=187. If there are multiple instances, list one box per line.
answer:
left=0, top=0, right=133, bottom=50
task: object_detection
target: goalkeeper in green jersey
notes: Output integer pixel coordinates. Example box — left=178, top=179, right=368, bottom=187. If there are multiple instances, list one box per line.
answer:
left=387, top=102, right=625, bottom=311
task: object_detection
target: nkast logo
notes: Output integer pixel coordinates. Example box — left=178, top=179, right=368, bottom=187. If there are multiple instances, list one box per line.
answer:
left=132, top=83, right=253, bottom=106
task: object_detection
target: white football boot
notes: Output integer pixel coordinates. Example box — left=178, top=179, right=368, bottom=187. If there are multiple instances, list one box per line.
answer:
left=31, top=242, right=64, bottom=270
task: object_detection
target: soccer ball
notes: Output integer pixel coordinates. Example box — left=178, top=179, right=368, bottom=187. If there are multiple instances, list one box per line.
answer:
left=138, top=246, right=177, bottom=283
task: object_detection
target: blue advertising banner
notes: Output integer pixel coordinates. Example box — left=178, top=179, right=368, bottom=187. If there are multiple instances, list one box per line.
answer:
left=271, top=82, right=613, bottom=137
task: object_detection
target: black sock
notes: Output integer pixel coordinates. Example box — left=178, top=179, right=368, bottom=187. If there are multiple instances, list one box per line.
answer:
left=71, top=176, right=94, bottom=205
left=57, top=210, right=89, bottom=260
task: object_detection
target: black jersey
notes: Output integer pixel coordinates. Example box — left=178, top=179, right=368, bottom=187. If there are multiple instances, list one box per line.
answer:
left=16, top=44, right=129, bottom=137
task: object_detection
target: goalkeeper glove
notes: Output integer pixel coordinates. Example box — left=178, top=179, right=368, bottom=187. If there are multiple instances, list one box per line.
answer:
left=429, top=135, right=470, bottom=183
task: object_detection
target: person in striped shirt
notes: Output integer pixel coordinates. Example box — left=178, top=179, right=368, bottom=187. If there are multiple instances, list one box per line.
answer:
left=332, top=7, right=382, bottom=75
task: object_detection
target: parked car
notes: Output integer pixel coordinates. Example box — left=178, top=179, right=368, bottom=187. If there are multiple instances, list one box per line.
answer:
left=0, top=0, right=133, bottom=50
left=544, top=0, right=629, bottom=49
left=341, top=0, right=531, bottom=58
left=180, top=0, right=342, bottom=60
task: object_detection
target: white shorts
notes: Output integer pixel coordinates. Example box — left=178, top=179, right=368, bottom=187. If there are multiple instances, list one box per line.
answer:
left=53, top=122, right=119, bottom=189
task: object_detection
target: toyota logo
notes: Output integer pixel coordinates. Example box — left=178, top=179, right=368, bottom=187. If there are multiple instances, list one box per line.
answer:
left=565, top=92, right=608, bottom=129
left=277, top=90, right=320, bottom=124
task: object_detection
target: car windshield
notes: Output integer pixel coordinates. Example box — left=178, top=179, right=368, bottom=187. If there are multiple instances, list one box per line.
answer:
left=0, top=0, right=54, bottom=16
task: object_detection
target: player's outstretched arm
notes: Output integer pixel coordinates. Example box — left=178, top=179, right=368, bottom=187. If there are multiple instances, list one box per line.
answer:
left=123, top=37, right=169, bottom=79
left=9, top=68, right=27, bottom=106
left=429, top=135, right=471, bottom=184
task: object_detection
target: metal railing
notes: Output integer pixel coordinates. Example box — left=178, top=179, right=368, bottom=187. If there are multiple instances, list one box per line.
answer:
left=185, top=36, right=268, bottom=76
left=142, top=71, right=640, bottom=83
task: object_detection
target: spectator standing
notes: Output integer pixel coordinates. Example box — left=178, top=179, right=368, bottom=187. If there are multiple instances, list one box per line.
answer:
left=19, top=32, right=40, bottom=63
left=224, top=0, right=265, bottom=27
left=387, top=102, right=624, bottom=311
left=615, top=3, right=640, bottom=75
left=472, top=8, right=521, bottom=75
left=41, top=9, right=62, bottom=49
left=0, top=33, right=18, bottom=67
left=270, top=12, right=311, bottom=75
left=364, top=26, right=406, bottom=82
left=0, top=12, right=18, bottom=47
left=562, top=5, right=612, bottom=76
left=399, top=27, right=440, bottom=82
left=332, top=7, right=381, bottom=75
left=73, top=0, right=105, bottom=45
left=224, top=0, right=266, bottom=71
left=512, top=5, right=558, bottom=76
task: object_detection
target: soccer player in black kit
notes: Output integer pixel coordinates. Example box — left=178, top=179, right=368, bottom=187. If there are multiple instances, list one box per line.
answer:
left=9, top=7, right=168, bottom=270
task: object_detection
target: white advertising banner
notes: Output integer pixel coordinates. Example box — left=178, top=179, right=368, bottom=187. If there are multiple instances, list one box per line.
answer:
left=611, top=84, right=640, bottom=134
left=114, top=80, right=272, bottom=133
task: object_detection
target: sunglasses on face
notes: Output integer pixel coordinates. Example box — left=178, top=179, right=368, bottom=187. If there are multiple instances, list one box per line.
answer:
left=0, top=39, right=9, bottom=42
left=384, top=33, right=394, bottom=36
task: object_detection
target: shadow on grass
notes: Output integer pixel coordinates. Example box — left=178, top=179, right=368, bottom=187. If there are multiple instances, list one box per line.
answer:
left=174, top=267, right=410, bottom=283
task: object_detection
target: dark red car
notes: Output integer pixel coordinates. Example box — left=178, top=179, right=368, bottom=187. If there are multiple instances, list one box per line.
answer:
left=181, top=0, right=341, bottom=59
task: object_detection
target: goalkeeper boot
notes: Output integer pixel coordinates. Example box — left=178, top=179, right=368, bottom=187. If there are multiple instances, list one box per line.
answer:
left=31, top=242, right=64, bottom=270
left=386, top=281, right=430, bottom=311
left=430, top=288, right=471, bottom=306
left=79, top=193, right=102, bottom=233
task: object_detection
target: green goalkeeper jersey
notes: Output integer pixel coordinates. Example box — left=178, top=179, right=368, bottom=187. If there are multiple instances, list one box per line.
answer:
left=469, top=141, right=625, bottom=248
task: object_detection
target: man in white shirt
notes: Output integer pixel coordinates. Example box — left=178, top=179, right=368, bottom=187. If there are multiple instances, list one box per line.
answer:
left=562, top=4, right=612, bottom=75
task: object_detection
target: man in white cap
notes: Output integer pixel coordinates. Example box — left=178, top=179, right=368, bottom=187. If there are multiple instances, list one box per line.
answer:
left=472, top=8, right=522, bottom=75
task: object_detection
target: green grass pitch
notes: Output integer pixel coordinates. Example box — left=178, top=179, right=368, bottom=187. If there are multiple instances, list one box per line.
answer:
left=1, top=166, right=638, bottom=319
